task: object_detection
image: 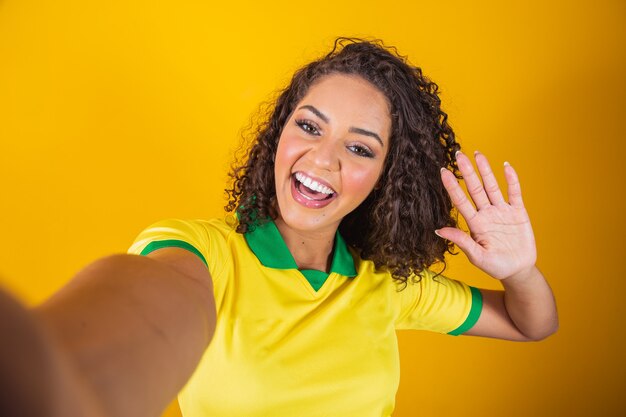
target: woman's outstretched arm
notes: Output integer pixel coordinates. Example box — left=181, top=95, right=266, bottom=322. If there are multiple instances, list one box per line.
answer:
left=31, top=248, right=216, bottom=417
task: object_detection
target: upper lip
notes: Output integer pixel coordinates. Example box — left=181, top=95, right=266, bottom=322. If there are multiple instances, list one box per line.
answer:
left=293, top=171, right=337, bottom=194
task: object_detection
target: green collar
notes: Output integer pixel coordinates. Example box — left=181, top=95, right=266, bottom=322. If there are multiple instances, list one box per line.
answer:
left=243, top=219, right=357, bottom=289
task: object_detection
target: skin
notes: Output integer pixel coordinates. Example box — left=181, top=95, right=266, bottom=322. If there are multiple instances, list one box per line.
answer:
left=31, top=251, right=216, bottom=417
left=0, top=68, right=557, bottom=417
left=274, top=73, right=392, bottom=271
left=439, top=152, right=558, bottom=340
left=273, top=73, right=558, bottom=341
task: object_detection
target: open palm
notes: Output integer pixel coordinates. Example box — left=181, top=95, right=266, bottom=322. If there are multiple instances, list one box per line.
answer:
left=437, top=151, right=537, bottom=280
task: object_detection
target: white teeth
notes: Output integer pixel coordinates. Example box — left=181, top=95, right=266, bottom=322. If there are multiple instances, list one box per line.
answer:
left=295, top=172, right=335, bottom=195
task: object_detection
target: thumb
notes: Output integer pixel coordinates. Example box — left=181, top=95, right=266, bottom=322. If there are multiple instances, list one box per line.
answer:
left=435, top=227, right=482, bottom=262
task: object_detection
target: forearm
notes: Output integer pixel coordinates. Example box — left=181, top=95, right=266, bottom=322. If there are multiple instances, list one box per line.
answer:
left=501, top=265, right=558, bottom=340
left=33, top=254, right=216, bottom=417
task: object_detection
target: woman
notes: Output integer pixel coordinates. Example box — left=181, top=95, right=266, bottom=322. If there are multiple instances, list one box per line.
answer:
left=24, top=38, right=557, bottom=417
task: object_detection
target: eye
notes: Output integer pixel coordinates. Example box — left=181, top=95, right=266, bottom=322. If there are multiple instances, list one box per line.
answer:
left=295, top=119, right=320, bottom=136
left=348, top=144, right=374, bottom=158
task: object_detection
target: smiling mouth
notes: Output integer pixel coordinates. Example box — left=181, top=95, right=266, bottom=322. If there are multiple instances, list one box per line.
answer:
left=293, top=173, right=336, bottom=201
left=289, top=173, right=338, bottom=210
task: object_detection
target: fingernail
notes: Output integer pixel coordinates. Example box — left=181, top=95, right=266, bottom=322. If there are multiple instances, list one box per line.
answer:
left=455, top=150, right=462, bottom=158
left=440, top=167, right=447, bottom=173
left=474, top=150, right=480, bottom=156
left=434, top=229, right=443, bottom=238
left=504, top=161, right=511, bottom=167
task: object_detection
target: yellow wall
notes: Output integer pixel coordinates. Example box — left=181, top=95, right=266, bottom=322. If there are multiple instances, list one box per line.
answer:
left=1, top=0, right=624, bottom=416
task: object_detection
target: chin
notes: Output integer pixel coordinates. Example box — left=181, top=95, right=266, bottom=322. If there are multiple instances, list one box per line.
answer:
left=277, top=202, right=343, bottom=233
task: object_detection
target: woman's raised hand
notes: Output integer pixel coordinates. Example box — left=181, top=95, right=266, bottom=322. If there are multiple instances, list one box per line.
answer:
left=437, top=151, right=537, bottom=281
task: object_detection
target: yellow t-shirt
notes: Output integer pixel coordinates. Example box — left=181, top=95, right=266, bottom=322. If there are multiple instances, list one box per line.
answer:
left=127, top=216, right=482, bottom=417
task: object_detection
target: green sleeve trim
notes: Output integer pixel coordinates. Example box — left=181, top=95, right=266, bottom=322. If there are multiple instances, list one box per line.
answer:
left=139, top=239, right=208, bottom=268
left=448, top=286, right=483, bottom=336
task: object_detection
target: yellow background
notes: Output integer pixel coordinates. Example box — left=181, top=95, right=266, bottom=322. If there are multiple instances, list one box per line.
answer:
left=1, top=0, right=624, bottom=416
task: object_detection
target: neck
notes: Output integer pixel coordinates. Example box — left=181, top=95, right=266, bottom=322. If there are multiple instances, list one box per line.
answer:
left=274, top=217, right=337, bottom=272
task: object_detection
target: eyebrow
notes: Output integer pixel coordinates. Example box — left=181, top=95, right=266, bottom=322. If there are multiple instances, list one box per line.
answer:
left=299, top=105, right=329, bottom=123
left=348, top=127, right=384, bottom=147
left=297, top=104, right=384, bottom=147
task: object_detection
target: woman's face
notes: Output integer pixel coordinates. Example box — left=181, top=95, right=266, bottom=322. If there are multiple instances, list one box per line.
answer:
left=274, top=73, right=392, bottom=234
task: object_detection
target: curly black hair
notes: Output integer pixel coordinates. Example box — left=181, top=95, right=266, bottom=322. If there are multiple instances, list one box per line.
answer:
left=225, top=37, right=461, bottom=287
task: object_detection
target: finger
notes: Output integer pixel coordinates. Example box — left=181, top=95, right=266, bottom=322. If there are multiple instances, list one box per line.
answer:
left=440, top=167, right=477, bottom=220
left=503, top=162, right=524, bottom=207
left=455, top=151, right=491, bottom=210
left=435, top=227, right=483, bottom=263
left=474, top=151, right=506, bottom=205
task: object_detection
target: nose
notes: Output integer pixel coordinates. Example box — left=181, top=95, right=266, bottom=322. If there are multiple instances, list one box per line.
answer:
left=309, top=138, right=340, bottom=171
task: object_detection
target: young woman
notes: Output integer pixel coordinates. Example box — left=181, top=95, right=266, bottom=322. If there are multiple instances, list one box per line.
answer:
left=19, top=38, right=557, bottom=417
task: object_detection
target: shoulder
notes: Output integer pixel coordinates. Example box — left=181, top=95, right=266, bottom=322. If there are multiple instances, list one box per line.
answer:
left=349, top=254, right=480, bottom=334
left=350, top=250, right=466, bottom=291
left=127, top=216, right=240, bottom=277
left=349, top=248, right=402, bottom=292
left=129, top=216, right=237, bottom=249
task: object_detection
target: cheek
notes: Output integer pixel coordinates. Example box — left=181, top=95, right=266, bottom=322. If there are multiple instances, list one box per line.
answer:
left=343, top=163, right=384, bottom=198
left=274, top=133, right=302, bottom=175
